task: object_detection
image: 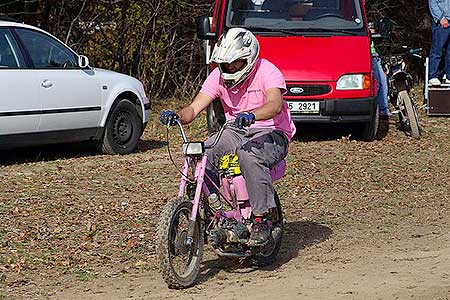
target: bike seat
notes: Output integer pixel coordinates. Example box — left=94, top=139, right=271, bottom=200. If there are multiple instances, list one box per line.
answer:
left=270, top=160, right=286, bottom=182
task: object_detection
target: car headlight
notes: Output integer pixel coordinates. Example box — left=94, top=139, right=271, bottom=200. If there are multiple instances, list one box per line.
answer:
left=182, top=142, right=205, bottom=155
left=336, top=74, right=371, bottom=90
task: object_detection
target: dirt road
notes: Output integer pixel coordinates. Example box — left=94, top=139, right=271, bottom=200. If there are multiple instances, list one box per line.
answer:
left=1, top=105, right=450, bottom=300
left=55, top=232, right=450, bottom=300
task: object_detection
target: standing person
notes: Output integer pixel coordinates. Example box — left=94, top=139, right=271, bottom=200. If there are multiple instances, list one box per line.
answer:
left=160, top=28, right=296, bottom=246
left=371, top=42, right=390, bottom=118
left=428, top=0, right=450, bottom=85
left=369, top=21, right=390, bottom=118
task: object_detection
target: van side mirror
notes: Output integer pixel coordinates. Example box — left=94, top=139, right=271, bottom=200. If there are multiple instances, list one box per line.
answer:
left=78, top=55, right=89, bottom=68
left=197, top=16, right=217, bottom=40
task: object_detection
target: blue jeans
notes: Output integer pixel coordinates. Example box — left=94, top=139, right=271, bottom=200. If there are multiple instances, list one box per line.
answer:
left=372, top=56, right=389, bottom=113
left=429, top=22, right=450, bottom=79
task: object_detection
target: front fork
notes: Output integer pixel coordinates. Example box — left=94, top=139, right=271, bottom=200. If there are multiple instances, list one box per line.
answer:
left=390, top=73, right=412, bottom=104
left=179, top=155, right=209, bottom=246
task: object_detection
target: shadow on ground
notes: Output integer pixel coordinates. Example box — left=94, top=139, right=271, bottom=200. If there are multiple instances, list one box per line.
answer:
left=376, top=118, right=390, bottom=140
left=292, top=124, right=358, bottom=142
left=293, top=121, right=390, bottom=142
left=277, top=221, right=333, bottom=265
left=0, top=139, right=166, bottom=166
left=195, top=221, right=332, bottom=285
left=136, top=139, right=167, bottom=152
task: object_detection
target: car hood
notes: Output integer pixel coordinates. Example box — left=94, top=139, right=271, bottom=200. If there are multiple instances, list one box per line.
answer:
left=257, top=35, right=371, bottom=82
left=93, top=68, right=146, bottom=99
left=94, top=68, right=142, bottom=86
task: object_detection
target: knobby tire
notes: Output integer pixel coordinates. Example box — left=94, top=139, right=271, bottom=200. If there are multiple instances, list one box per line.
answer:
left=399, top=90, right=420, bottom=139
left=156, top=197, right=204, bottom=289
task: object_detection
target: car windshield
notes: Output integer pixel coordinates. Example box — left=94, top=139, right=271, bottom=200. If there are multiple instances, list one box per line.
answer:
left=226, top=0, right=365, bottom=34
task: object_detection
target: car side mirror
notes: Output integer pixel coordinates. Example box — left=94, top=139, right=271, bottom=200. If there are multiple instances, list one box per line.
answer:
left=197, top=16, right=216, bottom=40
left=78, top=55, right=90, bottom=68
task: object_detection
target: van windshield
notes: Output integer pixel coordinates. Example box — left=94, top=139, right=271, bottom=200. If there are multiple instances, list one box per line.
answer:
left=226, top=0, right=366, bottom=34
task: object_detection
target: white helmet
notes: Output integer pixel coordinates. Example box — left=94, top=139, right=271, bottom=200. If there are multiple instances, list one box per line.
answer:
left=211, top=28, right=260, bottom=88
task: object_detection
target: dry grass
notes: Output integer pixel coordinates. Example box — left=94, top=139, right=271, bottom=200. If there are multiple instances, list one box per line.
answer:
left=1, top=98, right=450, bottom=299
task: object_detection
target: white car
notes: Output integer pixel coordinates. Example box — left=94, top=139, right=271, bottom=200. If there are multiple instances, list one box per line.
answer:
left=0, top=20, right=150, bottom=154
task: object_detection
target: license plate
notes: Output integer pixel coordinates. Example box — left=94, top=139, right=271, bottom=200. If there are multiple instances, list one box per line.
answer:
left=287, top=101, right=320, bottom=114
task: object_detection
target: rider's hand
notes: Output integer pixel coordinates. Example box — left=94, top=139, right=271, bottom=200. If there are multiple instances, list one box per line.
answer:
left=235, top=112, right=256, bottom=129
left=160, top=110, right=179, bottom=126
left=440, top=18, right=449, bottom=28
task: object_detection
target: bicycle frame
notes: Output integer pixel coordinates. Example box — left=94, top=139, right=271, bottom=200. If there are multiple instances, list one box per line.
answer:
left=174, top=119, right=250, bottom=245
left=382, top=47, right=422, bottom=94
left=381, top=47, right=421, bottom=138
left=173, top=119, right=286, bottom=246
left=178, top=154, right=250, bottom=218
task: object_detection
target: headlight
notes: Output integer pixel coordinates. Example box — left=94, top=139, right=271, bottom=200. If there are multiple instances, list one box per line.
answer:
left=389, top=56, right=398, bottom=65
left=336, top=74, right=371, bottom=90
left=182, top=142, right=205, bottom=155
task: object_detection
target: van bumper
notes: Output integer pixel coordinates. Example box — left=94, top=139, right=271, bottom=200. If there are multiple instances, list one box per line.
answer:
left=290, top=97, right=376, bottom=123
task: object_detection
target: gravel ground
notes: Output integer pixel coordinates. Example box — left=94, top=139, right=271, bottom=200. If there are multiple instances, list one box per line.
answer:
left=1, top=99, right=449, bottom=299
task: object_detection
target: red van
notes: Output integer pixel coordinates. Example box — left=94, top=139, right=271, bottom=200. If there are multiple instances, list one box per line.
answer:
left=197, top=0, right=378, bottom=141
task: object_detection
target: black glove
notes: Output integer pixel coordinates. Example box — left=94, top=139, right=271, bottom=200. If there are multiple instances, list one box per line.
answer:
left=235, top=112, right=255, bottom=129
left=160, top=110, right=179, bottom=126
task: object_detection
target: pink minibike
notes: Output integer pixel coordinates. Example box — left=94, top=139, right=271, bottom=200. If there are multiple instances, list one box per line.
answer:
left=156, top=119, right=286, bottom=289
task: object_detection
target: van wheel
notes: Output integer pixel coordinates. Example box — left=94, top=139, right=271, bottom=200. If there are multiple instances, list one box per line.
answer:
left=207, top=99, right=225, bottom=134
left=358, top=100, right=379, bottom=142
left=98, top=99, right=142, bottom=155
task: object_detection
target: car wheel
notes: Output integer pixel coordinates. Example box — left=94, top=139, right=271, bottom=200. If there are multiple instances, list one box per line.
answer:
left=99, top=99, right=142, bottom=155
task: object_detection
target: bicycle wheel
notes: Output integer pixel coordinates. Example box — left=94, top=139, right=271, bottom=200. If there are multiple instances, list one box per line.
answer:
left=156, top=196, right=204, bottom=289
left=399, top=90, right=420, bottom=139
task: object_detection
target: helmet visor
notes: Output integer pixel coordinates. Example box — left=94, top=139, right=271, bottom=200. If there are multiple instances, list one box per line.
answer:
left=219, top=59, right=247, bottom=74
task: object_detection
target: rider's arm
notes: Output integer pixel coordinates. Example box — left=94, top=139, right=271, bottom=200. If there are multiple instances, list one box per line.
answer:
left=177, top=92, right=214, bottom=125
left=251, top=88, right=283, bottom=121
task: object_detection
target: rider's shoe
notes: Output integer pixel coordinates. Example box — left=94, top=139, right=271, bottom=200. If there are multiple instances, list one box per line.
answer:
left=248, top=219, right=271, bottom=247
left=380, top=109, right=391, bottom=120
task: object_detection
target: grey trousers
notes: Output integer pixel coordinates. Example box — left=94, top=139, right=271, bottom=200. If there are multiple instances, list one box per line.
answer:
left=205, top=127, right=288, bottom=215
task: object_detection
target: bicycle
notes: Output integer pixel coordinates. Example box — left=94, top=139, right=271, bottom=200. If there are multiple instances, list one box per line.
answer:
left=381, top=47, right=423, bottom=139
left=156, top=119, right=285, bottom=288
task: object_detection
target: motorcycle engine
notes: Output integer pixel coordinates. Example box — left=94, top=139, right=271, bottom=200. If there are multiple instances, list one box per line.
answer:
left=208, top=227, right=227, bottom=248
left=208, top=219, right=249, bottom=248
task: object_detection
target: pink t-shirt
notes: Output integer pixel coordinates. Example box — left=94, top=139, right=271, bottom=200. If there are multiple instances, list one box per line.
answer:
left=200, top=59, right=296, bottom=141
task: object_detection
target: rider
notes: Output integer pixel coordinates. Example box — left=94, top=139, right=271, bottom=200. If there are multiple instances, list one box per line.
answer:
left=160, top=28, right=296, bottom=246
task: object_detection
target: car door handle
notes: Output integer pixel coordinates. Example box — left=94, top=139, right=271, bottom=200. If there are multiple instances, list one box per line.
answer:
left=41, top=80, right=53, bottom=88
